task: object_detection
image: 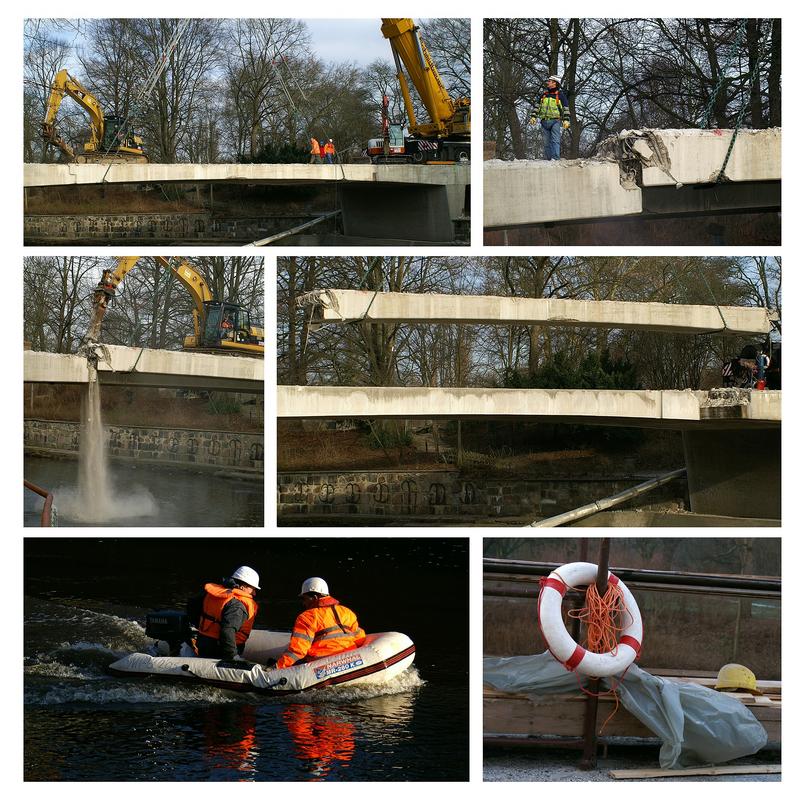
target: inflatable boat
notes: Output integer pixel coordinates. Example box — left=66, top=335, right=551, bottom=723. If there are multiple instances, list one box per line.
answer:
left=108, top=612, right=416, bottom=694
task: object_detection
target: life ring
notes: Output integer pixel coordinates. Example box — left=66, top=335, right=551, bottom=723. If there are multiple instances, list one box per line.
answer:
left=538, top=561, right=643, bottom=677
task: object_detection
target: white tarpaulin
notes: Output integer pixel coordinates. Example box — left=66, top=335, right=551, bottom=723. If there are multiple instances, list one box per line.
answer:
left=484, top=652, right=768, bottom=768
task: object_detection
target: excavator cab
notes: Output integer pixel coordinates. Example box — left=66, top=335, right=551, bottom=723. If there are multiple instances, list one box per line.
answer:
left=196, top=301, right=263, bottom=353
left=101, top=115, right=144, bottom=155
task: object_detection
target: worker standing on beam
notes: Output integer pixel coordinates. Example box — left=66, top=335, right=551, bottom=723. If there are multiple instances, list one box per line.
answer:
left=531, top=75, right=571, bottom=160
left=309, top=137, right=322, bottom=164
left=323, top=138, right=336, bottom=164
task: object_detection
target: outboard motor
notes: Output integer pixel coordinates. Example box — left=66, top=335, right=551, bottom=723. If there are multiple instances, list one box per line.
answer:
left=145, top=610, right=192, bottom=656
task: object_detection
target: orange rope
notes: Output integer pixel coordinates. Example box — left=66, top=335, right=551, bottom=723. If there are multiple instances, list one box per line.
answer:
left=566, top=580, right=632, bottom=735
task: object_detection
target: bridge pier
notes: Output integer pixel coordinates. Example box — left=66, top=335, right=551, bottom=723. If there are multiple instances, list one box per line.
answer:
left=682, top=428, right=780, bottom=519
left=340, top=183, right=455, bottom=242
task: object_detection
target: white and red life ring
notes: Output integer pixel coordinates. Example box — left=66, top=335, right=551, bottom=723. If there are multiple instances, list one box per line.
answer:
left=538, top=561, right=643, bottom=678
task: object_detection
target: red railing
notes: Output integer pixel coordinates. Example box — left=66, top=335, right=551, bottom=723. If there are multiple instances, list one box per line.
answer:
left=24, top=480, right=56, bottom=527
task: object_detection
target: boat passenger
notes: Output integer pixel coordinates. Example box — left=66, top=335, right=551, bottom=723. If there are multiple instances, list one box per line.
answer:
left=189, top=566, right=260, bottom=661
left=275, top=577, right=365, bottom=669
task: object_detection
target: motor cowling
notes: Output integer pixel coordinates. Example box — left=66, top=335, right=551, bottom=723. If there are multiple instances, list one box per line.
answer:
left=145, top=610, right=192, bottom=656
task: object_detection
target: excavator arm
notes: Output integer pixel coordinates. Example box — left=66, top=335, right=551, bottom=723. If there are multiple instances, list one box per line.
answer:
left=86, top=256, right=263, bottom=356
left=87, top=256, right=213, bottom=343
left=380, top=18, right=470, bottom=140
left=42, top=69, right=105, bottom=156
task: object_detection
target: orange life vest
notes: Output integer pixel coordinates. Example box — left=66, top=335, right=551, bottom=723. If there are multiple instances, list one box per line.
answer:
left=310, top=138, right=321, bottom=155
left=323, top=141, right=335, bottom=156
left=277, top=596, right=365, bottom=668
left=198, top=583, right=258, bottom=646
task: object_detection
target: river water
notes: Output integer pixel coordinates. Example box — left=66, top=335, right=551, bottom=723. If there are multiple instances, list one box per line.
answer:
left=24, top=455, right=264, bottom=527
left=24, top=538, right=469, bottom=781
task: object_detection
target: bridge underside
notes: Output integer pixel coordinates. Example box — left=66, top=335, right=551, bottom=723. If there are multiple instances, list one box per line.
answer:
left=278, top=385, right=780, bottom=520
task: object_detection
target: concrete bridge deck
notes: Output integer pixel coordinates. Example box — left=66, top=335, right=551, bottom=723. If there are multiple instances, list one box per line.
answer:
left=24, top=162, right=470, bottom=189
left=298, top=289, right=775, bottom=336
left=278, top=386, right=779, bottom=429
left=25, top=345, right=264, bottom=393
left=484, top=128, right=781, bottom=228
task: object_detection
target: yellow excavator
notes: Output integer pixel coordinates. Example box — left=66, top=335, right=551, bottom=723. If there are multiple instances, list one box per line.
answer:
left=42, top=69, right=148, bottom=163
left=366, top=18, right=470, bottom=164
left=87, top=257, right=264, bottom=357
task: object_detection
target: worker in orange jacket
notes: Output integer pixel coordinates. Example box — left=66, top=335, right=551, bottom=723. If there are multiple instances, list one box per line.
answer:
left=323, top=139, right=336, bottom=164
left=309, top=137, right=322, bottom=164
left=189, top=566, right=260, bottom=661
left=276, top=577, right=365, bottom=669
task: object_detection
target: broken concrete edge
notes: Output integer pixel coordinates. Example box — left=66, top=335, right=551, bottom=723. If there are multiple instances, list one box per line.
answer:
left=486, top=127, right=781, bottom=190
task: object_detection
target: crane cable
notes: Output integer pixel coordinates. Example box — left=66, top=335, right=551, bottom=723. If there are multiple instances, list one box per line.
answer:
left=699, top=19, right=762, bottom=183
left=100, top=18, right=190, bottom=183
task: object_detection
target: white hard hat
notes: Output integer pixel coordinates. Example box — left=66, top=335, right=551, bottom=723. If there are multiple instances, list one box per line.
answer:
left=547, top=75, right=561, bottom=84
left=231, top=566, right=260, bottom=590
left=300, top=577, right=329, bottom=596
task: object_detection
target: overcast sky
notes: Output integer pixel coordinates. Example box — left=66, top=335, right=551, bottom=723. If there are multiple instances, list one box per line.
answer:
left=304, top=19, right=389, bottom=66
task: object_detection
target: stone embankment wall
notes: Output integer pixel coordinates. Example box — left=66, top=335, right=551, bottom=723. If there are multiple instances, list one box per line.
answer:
left=25, top=419, right=264, bottom=472
left=24, top=214, right=337, bottom=243
left=277, top=470, right=686, bottom=520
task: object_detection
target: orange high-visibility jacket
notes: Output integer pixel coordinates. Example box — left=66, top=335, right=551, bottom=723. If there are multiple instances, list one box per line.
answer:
left=310, top=138, right=321, bottom=155
left=277, top=596, right=365, bottom=668
left=323, top=141, right=335, bottom=155
left=198, top=583, right=258, bottom=646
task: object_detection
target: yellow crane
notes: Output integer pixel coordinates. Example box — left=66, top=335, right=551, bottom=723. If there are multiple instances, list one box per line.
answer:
left=42, top=69, right=147, bottom=163
left=367, top=18, right=470, bottom=163
left=88, top=257, right=264, bottom=357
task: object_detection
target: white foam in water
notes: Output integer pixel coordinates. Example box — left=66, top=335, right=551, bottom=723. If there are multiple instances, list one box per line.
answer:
left=58, top=375, right=158, bottom=523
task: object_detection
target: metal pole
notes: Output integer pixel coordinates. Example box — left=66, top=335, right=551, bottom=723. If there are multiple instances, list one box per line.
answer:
left=579, top=537, right=610, bottom=770
left=570, top=539, right=588, bottom=642
left=530, top=468, right=687, bottom=527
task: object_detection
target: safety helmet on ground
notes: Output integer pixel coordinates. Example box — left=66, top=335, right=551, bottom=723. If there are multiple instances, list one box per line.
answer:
left=300, top=577, right=329, bottom=596
left=547, top=75, right=561, bottom=84
left=714, top=663, right=761, bottom=694
left=231, top=566, right=260, bottom=590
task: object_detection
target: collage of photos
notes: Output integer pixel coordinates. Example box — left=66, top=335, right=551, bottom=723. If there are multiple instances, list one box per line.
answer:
left=19, top=10, right=782, bottom=789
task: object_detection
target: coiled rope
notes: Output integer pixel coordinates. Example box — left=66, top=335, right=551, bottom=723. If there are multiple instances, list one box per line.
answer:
left=549, top=576, right=634, bottom=734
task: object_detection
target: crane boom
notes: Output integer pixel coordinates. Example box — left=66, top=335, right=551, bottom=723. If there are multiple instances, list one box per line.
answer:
left=379, top=18, right=470, bottom=140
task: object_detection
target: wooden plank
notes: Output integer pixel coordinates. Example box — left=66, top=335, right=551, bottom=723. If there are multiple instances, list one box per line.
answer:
left=662, top=676, right=781, bottom=694
left=609, top=764, right=781, bottom=780
left=484, top=694, right=655, bottom=739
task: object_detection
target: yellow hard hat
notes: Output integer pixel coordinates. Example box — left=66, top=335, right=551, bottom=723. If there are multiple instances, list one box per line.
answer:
left=714, top=663, right=761, bottom=694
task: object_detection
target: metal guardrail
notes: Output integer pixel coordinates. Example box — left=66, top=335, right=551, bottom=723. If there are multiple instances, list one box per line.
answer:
left=24, top=480, right=57, bottom=527
left=484, top=558, right=781, bottom=599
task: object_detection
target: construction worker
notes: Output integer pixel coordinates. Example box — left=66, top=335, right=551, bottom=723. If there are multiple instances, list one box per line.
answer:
left=714, top=663, right=762, bottom=695
left=531, top=75, right=571, bottom=160
left=309, top=137, right=322, bottom=164
left=274, top=577, right=365, bottom=669
left=189, top=566, right=260, bottom=661
left=323, top=139, right=336, bottom=164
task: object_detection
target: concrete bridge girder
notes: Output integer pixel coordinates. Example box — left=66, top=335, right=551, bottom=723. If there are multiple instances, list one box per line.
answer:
left=24, top=162, right=470, bottom=243
left=299, top=289, right=774, bottom=336
left=277, top=386, right=780, bottom=428
left=24, top=345, right=264, bottom=394
left=484, top=128, right=781, bottom=229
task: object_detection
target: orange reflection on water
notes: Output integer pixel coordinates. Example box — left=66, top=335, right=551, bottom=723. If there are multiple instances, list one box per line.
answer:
left=283, top=704, right=356, bottom=780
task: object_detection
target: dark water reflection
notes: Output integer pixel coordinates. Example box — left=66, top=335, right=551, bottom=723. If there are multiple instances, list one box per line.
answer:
left=24, top=538, right=469, bottom=781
